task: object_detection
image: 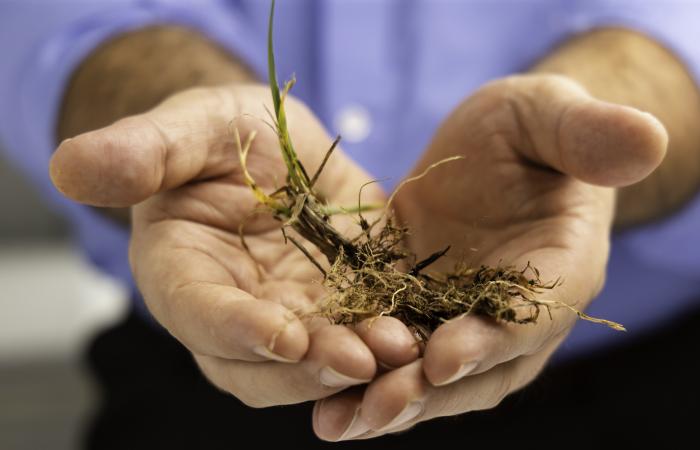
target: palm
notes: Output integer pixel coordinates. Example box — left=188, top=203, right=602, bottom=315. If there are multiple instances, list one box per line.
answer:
left=397, top=144, right=608, bottom=277
left=53, top=84, right=395, bottom=407
left=143, top=174, right=325, bottom=319
left=309, top=75, right=669, bottom=441
left=132, top=85, right=384, bottom=333
left=140, top=153, right=352, bottom=320
left=395, top=85, right=612, bottom=305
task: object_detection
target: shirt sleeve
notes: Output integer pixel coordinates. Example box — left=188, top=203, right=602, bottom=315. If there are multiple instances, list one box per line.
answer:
left=0, top=0, right=267, bottom=297
left=566, top=0, right=700, bottom=281
left=0, top=0, right=267, bottom=196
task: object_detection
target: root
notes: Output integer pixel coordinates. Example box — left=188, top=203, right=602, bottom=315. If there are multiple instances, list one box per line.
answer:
left=232, top=0, right=625, bottom=343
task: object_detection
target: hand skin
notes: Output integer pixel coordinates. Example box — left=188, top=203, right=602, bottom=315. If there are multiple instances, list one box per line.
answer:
left=50, top=26, right=700, bottom=438
left=51, top=28, right=419, bottom=407
left=312, top=28, right=700, bottom=441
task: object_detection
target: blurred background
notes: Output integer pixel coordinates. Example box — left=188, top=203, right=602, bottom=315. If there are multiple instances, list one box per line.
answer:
left=0, top=147, right=128, bottom=450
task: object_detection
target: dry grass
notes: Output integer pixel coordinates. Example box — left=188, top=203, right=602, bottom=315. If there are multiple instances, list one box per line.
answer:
left=233, top=0, right=625, bottom=341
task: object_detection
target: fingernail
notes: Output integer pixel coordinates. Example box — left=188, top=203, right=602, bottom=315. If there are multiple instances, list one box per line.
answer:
left=338, top=408, right=371, bottom=441
left=435, top=361, right=479, bottom=386
left=319, top=366, right=370, bottom=388
left=378, top=401, right=423, bottom=432
left=252, top=345, right=299, bottom=363
left=377, top=360, right=397, bottom=371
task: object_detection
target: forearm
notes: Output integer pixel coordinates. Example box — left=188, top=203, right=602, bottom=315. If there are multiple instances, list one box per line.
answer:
left=531, top=28, right=700, bottom=229
left=57, top=26, right=257, bottom=223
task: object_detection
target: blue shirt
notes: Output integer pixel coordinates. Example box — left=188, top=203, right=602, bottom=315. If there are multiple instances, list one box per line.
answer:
left=2, top=0, right=700, bottom=365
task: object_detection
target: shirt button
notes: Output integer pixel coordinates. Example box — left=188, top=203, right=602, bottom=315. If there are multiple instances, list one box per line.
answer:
left=334, top=105, right=372, bottom=143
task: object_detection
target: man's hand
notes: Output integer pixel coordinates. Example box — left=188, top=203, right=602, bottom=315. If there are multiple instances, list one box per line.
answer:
left=312, top=74, right=667, bottom=440
left=50, top=84, right=419, bottom=407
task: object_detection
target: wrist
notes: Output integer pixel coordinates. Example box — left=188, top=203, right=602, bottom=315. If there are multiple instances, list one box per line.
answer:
left=57, top=26, right=257, bottom=142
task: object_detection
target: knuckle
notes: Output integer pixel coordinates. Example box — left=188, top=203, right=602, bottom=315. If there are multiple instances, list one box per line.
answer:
left=529, top=319, right=568, bottom=356
left=170, top=85, right=225, bottom=109
left=591, top=266, right=608, bottom=299
left=510, top=360, right=547, bottom=395
left=487, top=374, right=514, bottom=409
left=223, top=371, right=272, bottom=409
left=436, top=388, right=467, bottom=417
left=538, top=318, right=559, bottom=346
left=478, top=74, right=523, bottom=98
left=549, top=318, right=574, bottom=343
left=195, top=358, right=272, bottom=409
left=525, top=73, right=585, bottom=96
left=235, top=393, right=272, bottom=409
left=532, top=73, right=572, bottom=89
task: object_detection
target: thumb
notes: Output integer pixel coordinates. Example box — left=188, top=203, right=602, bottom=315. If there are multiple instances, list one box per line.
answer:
left=505, top=74, right=668, bottom=187
left=49, top=87, right=239, bottom=208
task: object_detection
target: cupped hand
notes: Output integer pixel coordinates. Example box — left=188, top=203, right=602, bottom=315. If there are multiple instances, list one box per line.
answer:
left=313, top=74, right=667, bottom=440
left=49, top=83, right=419, bottom=407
